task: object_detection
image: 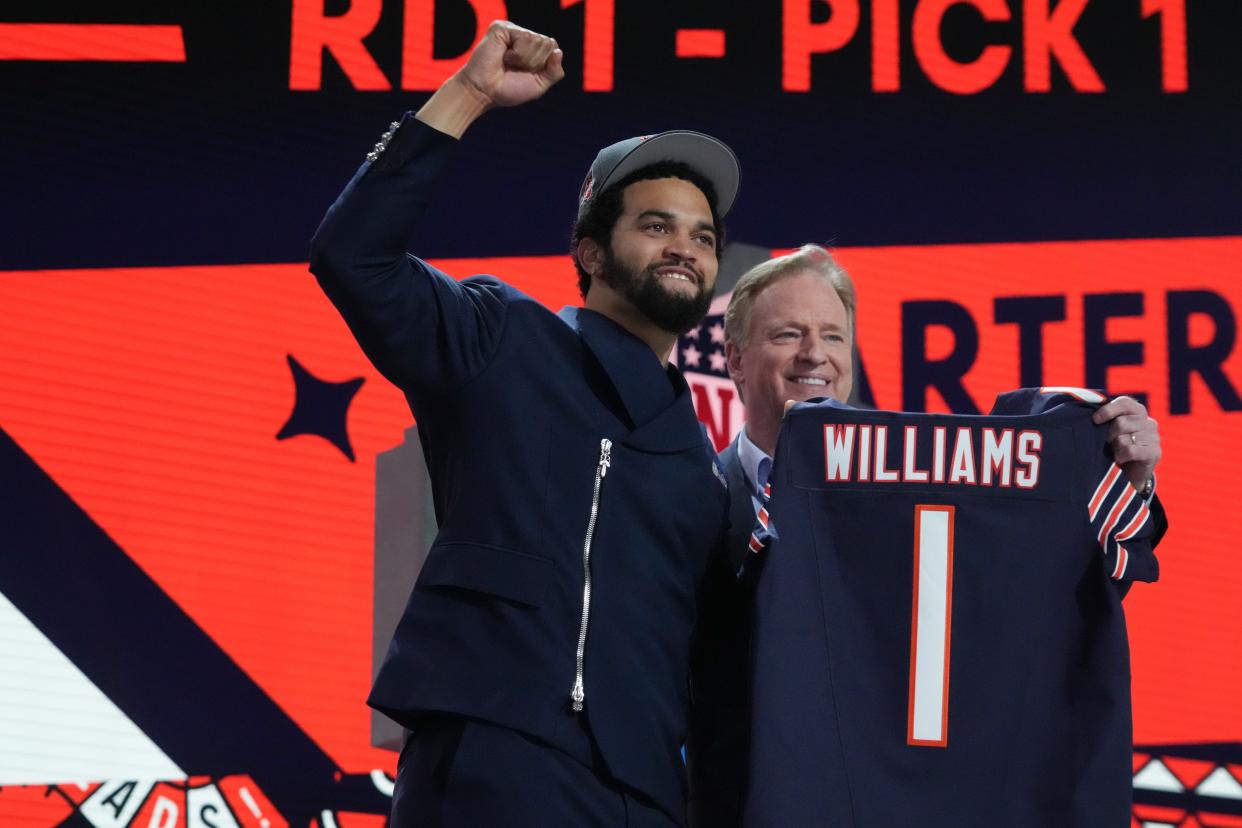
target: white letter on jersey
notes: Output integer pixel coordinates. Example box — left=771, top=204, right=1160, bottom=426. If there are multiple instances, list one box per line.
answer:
left=824, top=424, right=857, bottom=481
left=1015, top=430, right=1043, bottom=488
left=859, top=425, right=873, bottom=482
left=981, top=428, right=1014, bottom=487
left=932, top=426, right=948, bottom=483
left=874, top=426, right=900, bottom=482
left=949, top=427, right=977, bottom=485
left=903, top=425, right=930, bottom=482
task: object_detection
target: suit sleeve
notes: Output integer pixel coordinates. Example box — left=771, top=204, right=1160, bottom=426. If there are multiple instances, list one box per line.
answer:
left=308, top=114, right=508, bottom=398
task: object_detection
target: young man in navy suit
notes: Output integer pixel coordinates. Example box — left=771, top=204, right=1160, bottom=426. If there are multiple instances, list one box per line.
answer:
left=311, top=20, right=741, bottom=828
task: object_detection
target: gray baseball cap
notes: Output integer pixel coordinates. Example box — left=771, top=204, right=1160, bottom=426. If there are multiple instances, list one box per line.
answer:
left=576, top=131, right=741, bottom=219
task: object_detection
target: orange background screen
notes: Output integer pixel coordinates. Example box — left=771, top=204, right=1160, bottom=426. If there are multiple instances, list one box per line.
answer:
left=0, top=237, right=1237, bottom=809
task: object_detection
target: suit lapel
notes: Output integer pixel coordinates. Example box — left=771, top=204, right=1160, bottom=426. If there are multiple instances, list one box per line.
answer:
left=560, top=307, right=705, bottom=452
left=720, top=437, right=760, bottom=575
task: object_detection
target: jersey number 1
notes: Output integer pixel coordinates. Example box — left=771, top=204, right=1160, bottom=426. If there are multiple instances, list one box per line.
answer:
left=908, top=504, right=955, bottom=747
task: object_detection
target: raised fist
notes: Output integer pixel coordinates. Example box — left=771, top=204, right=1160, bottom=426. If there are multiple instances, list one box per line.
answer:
left=457, top=21, right=565, bottom=108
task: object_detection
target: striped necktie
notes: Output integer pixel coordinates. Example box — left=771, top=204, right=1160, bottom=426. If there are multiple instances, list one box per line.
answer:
left=748, top=477, right=774, bottom=557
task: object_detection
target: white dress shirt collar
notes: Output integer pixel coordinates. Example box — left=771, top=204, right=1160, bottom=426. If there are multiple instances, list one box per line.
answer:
left=737, top=426, right=772, bottom=498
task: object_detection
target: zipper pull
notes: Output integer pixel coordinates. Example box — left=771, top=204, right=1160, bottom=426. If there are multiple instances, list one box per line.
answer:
left=599, top=438, right=612, bottom=478
left=571, top=677, right=585, bottom=711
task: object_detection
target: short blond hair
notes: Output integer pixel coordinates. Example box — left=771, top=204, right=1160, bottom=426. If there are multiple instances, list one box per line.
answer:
left=724, top=244, right=857, bottom=348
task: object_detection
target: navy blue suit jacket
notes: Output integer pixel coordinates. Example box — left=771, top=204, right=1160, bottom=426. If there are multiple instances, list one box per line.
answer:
left=309, top=115, right=729, bottom=822
left=687, top=436, right=756, bottom=827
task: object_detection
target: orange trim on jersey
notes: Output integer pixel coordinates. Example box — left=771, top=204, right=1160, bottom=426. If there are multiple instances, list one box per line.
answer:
left=1098, top=486, right=1138, bottom=547
left=1115, top=501, right=1151, bottom=542
left=1089, top=464, right=1124, bottom=521
left=1111, top=545, right=1130, bottom=580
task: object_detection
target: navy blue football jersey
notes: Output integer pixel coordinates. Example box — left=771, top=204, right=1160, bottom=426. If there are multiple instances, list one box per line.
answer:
left=744, top=388, right=1159, bottom=828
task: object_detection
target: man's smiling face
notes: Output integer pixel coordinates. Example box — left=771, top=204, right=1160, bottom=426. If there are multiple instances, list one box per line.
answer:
left=728, top=271, right=854, bottom=447
left=599, top=177, right=719, bottom=334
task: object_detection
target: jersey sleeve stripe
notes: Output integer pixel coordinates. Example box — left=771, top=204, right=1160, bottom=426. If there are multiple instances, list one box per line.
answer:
left=1090, top=472, right=1150, bottom=580
left=1096, top=485, right=1138, bottom=547
left=1089, top=464, right=1125, bottom=521
left=1111, top=545, right=1130, bottom=580
left=1114, top=501, right=1151, bottom=542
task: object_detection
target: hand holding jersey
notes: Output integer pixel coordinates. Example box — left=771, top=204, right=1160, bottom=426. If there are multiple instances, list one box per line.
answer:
left=1092, top=394, right=1162, bottom=492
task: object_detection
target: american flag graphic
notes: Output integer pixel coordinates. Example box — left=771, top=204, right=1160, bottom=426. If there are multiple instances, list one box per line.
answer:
left=676, top=300, right=746, bottom=452
left=676, top=312, right=730, bottom=380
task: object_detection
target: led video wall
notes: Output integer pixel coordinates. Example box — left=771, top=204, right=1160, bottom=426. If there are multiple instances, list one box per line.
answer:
left=1, top=2, right=1239, bottom=825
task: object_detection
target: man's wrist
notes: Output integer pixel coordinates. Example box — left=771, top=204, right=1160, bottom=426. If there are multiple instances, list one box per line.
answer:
left=415, top=75, right=494, bottom=139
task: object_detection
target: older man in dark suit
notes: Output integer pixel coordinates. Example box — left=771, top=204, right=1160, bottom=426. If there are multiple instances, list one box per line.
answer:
left=688, top=243, right=1168, bottom=826
left=311, top=20, right=743, bottom=828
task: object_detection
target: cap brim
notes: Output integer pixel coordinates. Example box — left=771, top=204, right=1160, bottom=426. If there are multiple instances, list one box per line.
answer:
left=597, top=131, right=740, bottom=219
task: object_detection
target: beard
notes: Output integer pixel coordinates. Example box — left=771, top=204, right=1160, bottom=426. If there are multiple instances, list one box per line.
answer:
left=598, top=249, right=714, bottom=335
